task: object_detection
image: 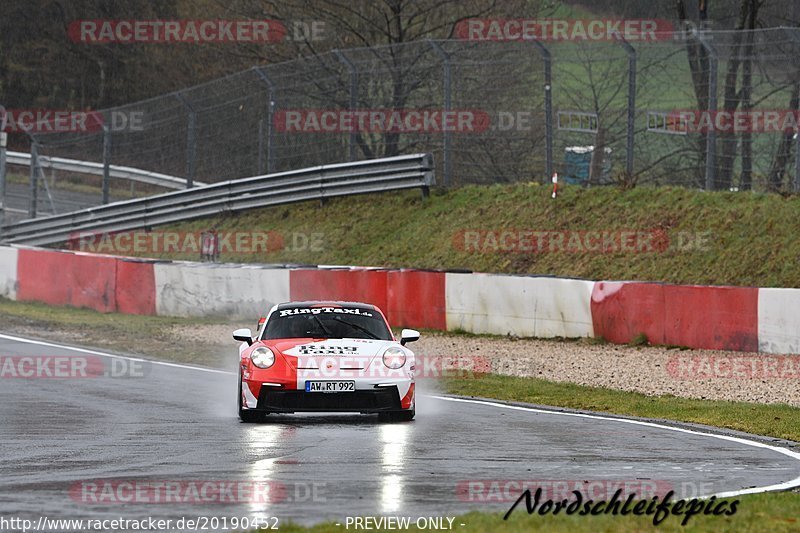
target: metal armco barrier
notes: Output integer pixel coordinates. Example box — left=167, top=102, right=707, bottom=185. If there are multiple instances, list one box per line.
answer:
left=5, top=151, right=205, bottom=190
left=0, top=153, right=435, bottom=246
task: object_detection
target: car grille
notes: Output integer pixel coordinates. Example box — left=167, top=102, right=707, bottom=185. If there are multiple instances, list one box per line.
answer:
left=257, top=386, right=401, bottom=412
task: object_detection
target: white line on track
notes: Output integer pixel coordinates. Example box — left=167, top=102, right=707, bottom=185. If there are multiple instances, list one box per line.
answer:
left=0, top=332, right=234, bottom=375
left=431, top=395, right=800, bottom=499
left=2, top=331, right=799, bottom=498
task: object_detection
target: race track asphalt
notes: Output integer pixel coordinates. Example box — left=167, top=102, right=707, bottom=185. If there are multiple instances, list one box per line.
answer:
left=1, top=332, right=799, bottom=531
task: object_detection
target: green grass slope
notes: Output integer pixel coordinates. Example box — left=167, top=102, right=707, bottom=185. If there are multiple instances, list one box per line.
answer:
left=80, top=183, right=800, bottom=288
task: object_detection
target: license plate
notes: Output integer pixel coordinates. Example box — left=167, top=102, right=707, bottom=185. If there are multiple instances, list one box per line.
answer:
left=305, top=380, right=355, bottom=393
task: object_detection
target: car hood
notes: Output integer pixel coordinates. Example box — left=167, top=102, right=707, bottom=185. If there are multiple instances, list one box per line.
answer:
left=264, top=338, right=399, bottom=370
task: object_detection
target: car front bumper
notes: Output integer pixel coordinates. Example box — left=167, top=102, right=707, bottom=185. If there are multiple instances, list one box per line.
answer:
left=254, top=385, right=404, bottom=413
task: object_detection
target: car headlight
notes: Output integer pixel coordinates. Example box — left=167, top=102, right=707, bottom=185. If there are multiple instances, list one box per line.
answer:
left=382, top=346, right=407, bottom=369
left=250, top=347, right=276, bottom=369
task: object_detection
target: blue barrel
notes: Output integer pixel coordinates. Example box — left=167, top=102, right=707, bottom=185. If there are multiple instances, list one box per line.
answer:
left=563, top=146, right=612, bottom=185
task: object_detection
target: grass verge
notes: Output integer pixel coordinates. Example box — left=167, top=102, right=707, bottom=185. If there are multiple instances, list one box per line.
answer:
left=443, top=373, right=800, bottom=442
left=268, top=493, right=800, bottom=533
left=65, top=183, right=800, bottom=288
left=5, top=172, right=163, bottom=199
left=0, top=297, right=238, bottom=368
left=270, top=492, right=800, bottom=532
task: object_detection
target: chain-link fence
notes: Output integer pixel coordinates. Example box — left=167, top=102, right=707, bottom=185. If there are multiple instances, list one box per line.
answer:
left=7, top=27, right=800, bottom=220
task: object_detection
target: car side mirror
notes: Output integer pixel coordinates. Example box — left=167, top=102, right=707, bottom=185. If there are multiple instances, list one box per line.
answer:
left=233, top=328, right=253, bottom=346
left=400, top=328, right=420, bottom=346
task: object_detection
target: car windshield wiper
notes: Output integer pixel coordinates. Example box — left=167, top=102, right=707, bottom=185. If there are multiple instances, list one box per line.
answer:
left=310, top=314, right=336, bottom=338
left=333, top=318, right=380, bottom=339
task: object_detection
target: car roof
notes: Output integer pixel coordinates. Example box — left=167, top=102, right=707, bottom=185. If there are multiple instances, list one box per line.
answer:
left=275, top=301, right=379, bottom=311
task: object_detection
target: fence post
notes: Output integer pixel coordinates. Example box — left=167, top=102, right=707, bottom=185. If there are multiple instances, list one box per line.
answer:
left=174, top=93, right=196, bottom=188
left=613, top=33, right=636, bottom=178
left=784, top=28, right=800, bottom=192
left=529, top=40, right=553, bottom=180
left=794, top=127, right=800, bottom=193
left=102, top=124, right=112, bottom=204
left=694, top=30, right=718, bottom=190
left=254, top=67, right=276, bottom=174
left=333, top=49, right=358, bottom=162
left=0, top=105, right=6, bottom=230
left=28, top=141, right=39, bottom=219
left=428, top=40, right=453, bottom=187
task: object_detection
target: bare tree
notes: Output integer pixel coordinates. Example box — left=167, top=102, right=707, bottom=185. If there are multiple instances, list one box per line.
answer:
left=675, top=0, right=713, bottom=186
left=717, top=0, right=761, bottom=190
left=217, top=0, right=530, bottom=160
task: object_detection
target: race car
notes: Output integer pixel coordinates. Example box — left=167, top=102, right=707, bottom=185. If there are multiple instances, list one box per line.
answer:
left=234, top=301, right=419, bottom=423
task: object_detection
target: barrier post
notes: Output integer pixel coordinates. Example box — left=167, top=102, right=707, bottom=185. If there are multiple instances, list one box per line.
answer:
left=529, top=40, right=553, bottom=180
left=694, top=30, right=718, bottom=190
left=102, top=125, right=112, bottom=204
left=254, top=67, right=277, bottom=174
left=428, top=40, right=453, bottom=187
left=0, top=104, right=6, bottom=229
left=28, top=141, right=39, bottom=219
left=174, top=92, right=197, bottom=188
left=613, top=32, right=637, bottom=178
left=334, top=49, right=359, bottom=162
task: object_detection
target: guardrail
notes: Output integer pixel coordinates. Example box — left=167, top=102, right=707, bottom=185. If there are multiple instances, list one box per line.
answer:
left=5, top=151, right=205, bottom=190
left=0, top=153, right=434, bottom=246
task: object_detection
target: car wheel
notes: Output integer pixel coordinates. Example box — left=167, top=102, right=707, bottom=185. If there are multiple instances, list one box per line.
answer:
left=239, top=410, right=262, bottom=423
left=238, top=376, right=263, bottom=423
left=397, top=408, right=415, bottom=421
left=379, top=408, right=415, bottom=422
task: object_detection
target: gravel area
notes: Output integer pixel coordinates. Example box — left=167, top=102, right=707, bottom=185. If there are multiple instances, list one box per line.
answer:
left=180, top=324, right=800, bottom=407
left=414, top=334, right=800, bottom=407
left=4, top=305, right=795, bottom=407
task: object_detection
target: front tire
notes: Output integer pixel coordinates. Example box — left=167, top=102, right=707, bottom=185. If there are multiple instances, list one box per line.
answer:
left=379, top=408, right=415, bottom=422
left=238, top=377, right=263, bottom=423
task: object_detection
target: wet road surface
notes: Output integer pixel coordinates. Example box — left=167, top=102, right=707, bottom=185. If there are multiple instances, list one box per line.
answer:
left=1, top=332, right=799, bottom=530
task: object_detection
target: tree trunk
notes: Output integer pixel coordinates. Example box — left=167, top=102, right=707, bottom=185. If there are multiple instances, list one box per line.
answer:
left=717, top=0, right=755, bottom=190
left=767, top=82, right=800, bottom=191
left=589, top=125, right=606, bottom=186
left=675, top=0, right=710, bottom=185
left=739, top=10, right=756, bottom=190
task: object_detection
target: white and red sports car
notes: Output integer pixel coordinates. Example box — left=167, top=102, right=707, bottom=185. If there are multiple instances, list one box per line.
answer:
left=234, top=301, right=418, bottom=422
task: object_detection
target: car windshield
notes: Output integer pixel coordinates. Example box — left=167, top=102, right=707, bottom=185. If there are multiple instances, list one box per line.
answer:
left=262, top=306, right=392, bottom=341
